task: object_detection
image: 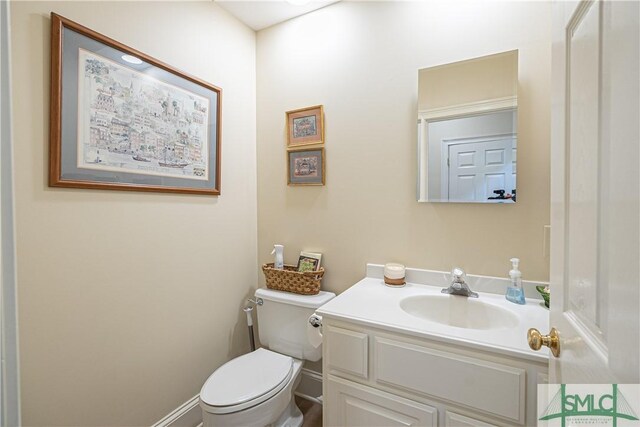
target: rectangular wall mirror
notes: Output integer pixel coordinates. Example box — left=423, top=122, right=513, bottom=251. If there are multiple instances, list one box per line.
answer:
left=417, top=50, right=518, bottom=203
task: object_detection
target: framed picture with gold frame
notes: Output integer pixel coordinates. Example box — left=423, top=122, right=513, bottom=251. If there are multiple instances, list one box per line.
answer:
left=49, top=13, right=222, bottom=195
left=286, top=105, right=324, bottom=147
left=287, top=148, right=325, bottom=186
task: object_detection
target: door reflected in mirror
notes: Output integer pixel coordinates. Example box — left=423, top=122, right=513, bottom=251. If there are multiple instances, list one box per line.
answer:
left=417, top=50, right=518, bottom=203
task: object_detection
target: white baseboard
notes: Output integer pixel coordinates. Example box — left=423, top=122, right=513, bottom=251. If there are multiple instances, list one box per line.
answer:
left=152, top=394, right=202, bottom=427
left=294, top=367, right=323, bottom=405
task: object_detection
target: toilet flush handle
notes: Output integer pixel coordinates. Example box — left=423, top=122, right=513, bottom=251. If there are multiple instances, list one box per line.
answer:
left=247, top=297, right=263, bottom=306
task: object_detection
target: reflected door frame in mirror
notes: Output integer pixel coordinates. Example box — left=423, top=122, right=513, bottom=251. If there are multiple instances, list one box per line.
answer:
left=418, top=105, right=518, bottom=203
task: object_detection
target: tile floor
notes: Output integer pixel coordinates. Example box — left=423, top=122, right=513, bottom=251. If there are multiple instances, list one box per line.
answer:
left=296, top=396, right=322, bottom=427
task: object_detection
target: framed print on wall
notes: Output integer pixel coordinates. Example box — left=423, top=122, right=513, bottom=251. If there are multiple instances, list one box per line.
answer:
left=286, top=105, right=324, bottom=147
left=287, top=148, right=325, bottom=186
left=49, top=13, right=222, bottom=195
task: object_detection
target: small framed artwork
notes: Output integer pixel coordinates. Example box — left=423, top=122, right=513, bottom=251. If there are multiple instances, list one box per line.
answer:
left=297, top=252, right=323, bottom=272
left=49, top=13, right=222, bottom=195
left=287, top=148, right=325, bottom=186
left=286, top=105, right=324, bottom=147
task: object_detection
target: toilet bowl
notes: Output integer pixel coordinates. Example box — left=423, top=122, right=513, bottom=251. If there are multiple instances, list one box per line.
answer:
left=199, top=288, right=335, bottom=427
left=200, top=348, right=303, bottom=427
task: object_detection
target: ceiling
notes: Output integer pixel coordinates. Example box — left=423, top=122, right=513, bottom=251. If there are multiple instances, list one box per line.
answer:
left=214, top=0, right=341, bottom=31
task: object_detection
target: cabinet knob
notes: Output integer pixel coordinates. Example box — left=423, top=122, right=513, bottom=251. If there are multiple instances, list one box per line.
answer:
left=527, top=327, right=560, bottom=357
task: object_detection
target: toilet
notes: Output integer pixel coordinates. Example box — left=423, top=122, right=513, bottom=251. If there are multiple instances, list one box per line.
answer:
left=199, top=288, right=335, bottom=427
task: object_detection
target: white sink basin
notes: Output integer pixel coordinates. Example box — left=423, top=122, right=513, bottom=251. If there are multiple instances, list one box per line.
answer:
left=400, top=294, right=519, bottom=330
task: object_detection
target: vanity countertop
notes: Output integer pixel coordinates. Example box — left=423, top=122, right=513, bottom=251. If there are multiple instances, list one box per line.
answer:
left=317, top=276, right=550, bottom=363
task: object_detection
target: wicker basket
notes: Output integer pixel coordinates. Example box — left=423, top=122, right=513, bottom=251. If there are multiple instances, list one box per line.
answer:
left=262, top=263, right=324, bottom=295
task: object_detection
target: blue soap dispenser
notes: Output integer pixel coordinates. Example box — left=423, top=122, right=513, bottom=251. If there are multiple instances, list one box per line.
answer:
left=505, top=258, right=526, bottom=305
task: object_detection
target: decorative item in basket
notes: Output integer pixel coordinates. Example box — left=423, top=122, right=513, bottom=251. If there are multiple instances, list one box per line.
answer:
left=296, top=251, right=322, bottom=272
left=262, top=263, right=324, bottom=295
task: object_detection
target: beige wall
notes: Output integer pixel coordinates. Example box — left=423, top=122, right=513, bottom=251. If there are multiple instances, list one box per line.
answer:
left=11, top=2, right=256, bottom=425
left=257, top=1, right=551, bottom=293
left=418, top=50, right=518, bottom=111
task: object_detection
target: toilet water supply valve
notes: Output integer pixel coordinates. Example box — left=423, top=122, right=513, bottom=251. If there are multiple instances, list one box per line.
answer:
left=243, top=298, right=263, bottom=352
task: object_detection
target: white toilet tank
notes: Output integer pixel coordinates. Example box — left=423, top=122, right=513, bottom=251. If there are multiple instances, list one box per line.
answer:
left=255, top=288, right=335, bottom=362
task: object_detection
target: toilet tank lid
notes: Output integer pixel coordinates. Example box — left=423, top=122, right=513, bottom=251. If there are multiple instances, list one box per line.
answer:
left=255, top=288, right=335, bottom=308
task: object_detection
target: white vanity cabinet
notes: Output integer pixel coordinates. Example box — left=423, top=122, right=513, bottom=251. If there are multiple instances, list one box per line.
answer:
left=322, top=319, right=548, bottom=427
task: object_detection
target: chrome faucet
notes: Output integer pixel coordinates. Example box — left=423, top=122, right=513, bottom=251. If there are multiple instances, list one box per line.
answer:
left=441, top=268, right=478, bottom=298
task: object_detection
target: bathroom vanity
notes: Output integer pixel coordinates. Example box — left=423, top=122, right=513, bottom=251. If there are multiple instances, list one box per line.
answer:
left=317, top=265, right=549, bottom=426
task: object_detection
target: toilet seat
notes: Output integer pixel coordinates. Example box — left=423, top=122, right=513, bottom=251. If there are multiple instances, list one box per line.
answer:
left=200, top=348, right=293, bottom=414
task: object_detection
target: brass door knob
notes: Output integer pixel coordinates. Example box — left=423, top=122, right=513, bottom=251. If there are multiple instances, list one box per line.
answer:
left=528, top=327, right=560, bottom=357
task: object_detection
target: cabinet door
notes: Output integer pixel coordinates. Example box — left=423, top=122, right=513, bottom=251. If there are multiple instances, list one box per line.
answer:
left=445, top=411, right=497, bottom=427
left=326, top=376, right=437, bottom=427
left=325, top=325, right=369, bottom=379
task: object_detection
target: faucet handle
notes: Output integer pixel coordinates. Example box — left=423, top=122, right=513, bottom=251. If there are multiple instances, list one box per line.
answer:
left=451, top=267, right=466, bottom=282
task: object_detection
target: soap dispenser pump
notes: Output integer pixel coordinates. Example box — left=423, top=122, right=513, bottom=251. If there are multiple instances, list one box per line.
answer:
left=505, top=257, right=526, bottom=305
left=271, top=244, right=284, bottom=270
